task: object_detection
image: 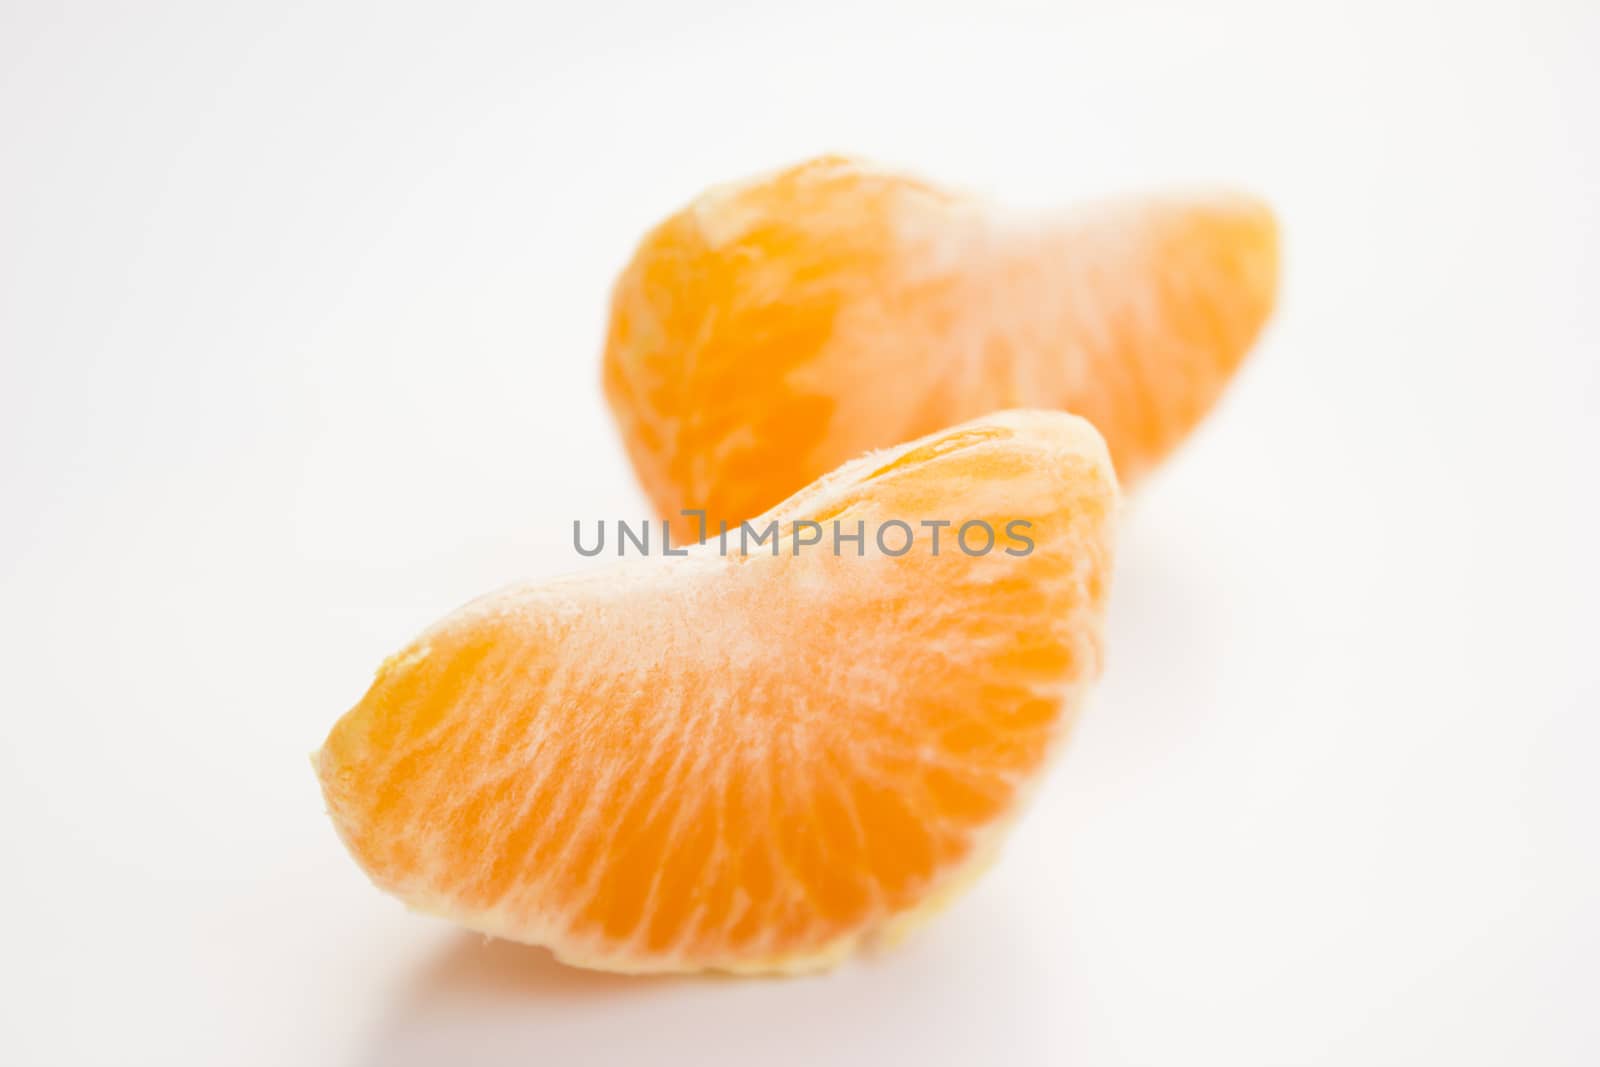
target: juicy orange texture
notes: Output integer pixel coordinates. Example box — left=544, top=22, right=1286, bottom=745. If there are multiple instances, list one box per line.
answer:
left=604, top=155, right=1277, bottom=539
left=315, top=411, right=1118, bottom=974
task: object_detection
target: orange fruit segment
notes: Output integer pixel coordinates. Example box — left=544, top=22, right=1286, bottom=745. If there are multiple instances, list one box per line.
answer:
left=603, top=155, right=1277, bottom=539
left=315, top=410, right=1118, bottom=974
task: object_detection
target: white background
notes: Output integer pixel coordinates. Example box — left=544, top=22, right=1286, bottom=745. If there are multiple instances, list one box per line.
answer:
left=3, top=1, right=1596, bottom=1063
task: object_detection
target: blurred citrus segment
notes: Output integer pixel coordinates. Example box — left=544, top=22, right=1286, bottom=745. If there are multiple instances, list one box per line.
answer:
left=604, top=155, right=1277, bottom=538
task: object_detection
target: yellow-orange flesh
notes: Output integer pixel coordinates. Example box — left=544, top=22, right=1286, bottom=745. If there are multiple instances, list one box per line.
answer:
left=604, top=155, right=1277, bottom=540
left=315, top=410, right=1118, bottom=974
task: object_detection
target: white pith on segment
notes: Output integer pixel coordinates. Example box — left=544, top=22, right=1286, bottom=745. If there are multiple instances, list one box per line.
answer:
left=316, top=410, right=1119, bottom=974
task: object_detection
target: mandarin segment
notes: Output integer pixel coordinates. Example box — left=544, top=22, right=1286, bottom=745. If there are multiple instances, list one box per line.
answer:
left=315, top=410, right=1118, bottom=974
left=604, top=155, right=1277, bottom=537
